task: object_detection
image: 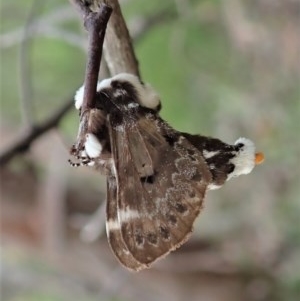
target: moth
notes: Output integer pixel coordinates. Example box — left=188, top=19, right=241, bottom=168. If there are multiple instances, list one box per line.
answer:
left=69, top=73, right=264, bottom=271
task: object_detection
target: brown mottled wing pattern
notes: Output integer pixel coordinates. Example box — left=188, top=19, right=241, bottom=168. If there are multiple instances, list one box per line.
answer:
left=70, top=75, right=260, bottom=271
left=106, top=174, right=147, bottom=271
left=106, top=111, right=211, bottom=269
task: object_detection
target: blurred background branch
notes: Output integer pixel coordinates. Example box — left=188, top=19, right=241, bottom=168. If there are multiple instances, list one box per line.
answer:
left=0, top=99, right=73, bottom=166
left=17, top=0, right=43, bottom=128
left=0, top=5, right=85, bottom=49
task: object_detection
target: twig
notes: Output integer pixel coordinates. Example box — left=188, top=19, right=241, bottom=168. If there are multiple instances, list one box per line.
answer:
left=69, top=1, right=112, bottom=112
left=67, top=1, right=112, bottom=155
left=82, top=5, right=112, bottom=112
left=0, top=4, right=174, bottom=51
left=0, top=4, right=98, bottom=51
left=18, top=0, right=43, bottom=128
left=1, top=0, right=144, bottom=166
left=0, top=99, right=73, bottom=166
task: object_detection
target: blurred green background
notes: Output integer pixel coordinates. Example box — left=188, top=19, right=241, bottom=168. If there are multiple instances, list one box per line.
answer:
left=1, top=0, right=300, bottom=300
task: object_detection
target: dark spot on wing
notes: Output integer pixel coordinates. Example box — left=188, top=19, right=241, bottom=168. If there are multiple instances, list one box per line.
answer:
left=163, top=134, right=178, bottom=146
left=188, top=189, right=196, bottom=198
left=191, top=173, right=202, bottom=181
left=159, top=226, right=170, bottom=240
left=174, top=202, right=188, bottom=214
left=187, top=149, right=195, bottom=156
left=187, top=149, right=197, bottom=161
left=147, top=233, right=158, bottom=245
left=188, top=155, right=197, bottom=162
left=110, top=111, right=124, bottom=127
left=166, top=214, right=177, bottom=226
left=135, top=232, right=144, bottom=246
left=141, top=175, right=155, bottom=184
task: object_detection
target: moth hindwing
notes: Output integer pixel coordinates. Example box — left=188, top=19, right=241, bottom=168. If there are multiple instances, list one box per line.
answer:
left=70, top=73, right=259, bottom=271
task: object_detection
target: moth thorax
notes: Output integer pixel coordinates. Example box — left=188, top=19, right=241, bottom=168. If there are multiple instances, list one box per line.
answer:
left=88, top=109, right=106, bottom=132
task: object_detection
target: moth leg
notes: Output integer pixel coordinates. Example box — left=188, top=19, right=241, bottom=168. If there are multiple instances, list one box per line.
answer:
left=68, top=156, right=93, bottom=167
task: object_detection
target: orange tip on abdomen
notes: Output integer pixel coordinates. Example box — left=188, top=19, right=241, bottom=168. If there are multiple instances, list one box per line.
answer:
left=255, top=152, right=265, bottom=165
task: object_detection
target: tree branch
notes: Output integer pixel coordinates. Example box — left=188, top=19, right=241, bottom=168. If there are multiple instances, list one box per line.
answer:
left=103, top=0, right=140, bottom=77
left=67, top=1, right=112, bottom=155
left=82, top=5, right=112, bottom=111
left=69, top=1, right=112, bottom=111
left=1, top=0, right=142, bottom=166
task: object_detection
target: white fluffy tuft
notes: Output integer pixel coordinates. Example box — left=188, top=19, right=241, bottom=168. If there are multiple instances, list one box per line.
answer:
left=84, top=133, right=102, bottom=158
left=139, top=82, right=160, bottom=109
left=97, top=77, right=113, bottom=91
left=74, top=73, right=161, bottom=110
left=102, top=73, right=161, bottom=109
left=228, top=137, right=256, bottom=180
left=74, top=85, right=85, bottom=110
left=74, top=82, right=106, bottom=110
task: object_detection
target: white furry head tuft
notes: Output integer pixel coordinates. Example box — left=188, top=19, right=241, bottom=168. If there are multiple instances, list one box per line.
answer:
left=138, top=82, right=161, bottom=110
left=228, top=137, right=256, bottom=180
left=100, top=73, right=161, bottom=110
left=74, top=73, right=161, bottom=110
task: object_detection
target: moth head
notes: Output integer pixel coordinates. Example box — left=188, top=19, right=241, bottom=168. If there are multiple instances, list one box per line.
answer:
left=227, top=137, right=264, bottom=180
left=75, top=73, right=161, bottom=112
left=100, top=73, right=161, bottom=111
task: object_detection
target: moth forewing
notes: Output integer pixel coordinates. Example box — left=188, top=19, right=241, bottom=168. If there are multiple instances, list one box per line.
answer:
left=127, top=127, right=154, bottom=178
left=106, top=175, right=147, bottom=271
left=107, top=107, right=212, bottom=267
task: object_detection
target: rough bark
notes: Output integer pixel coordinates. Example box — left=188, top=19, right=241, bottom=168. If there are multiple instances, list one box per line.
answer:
left=102, top=0, right=140, bottom=77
